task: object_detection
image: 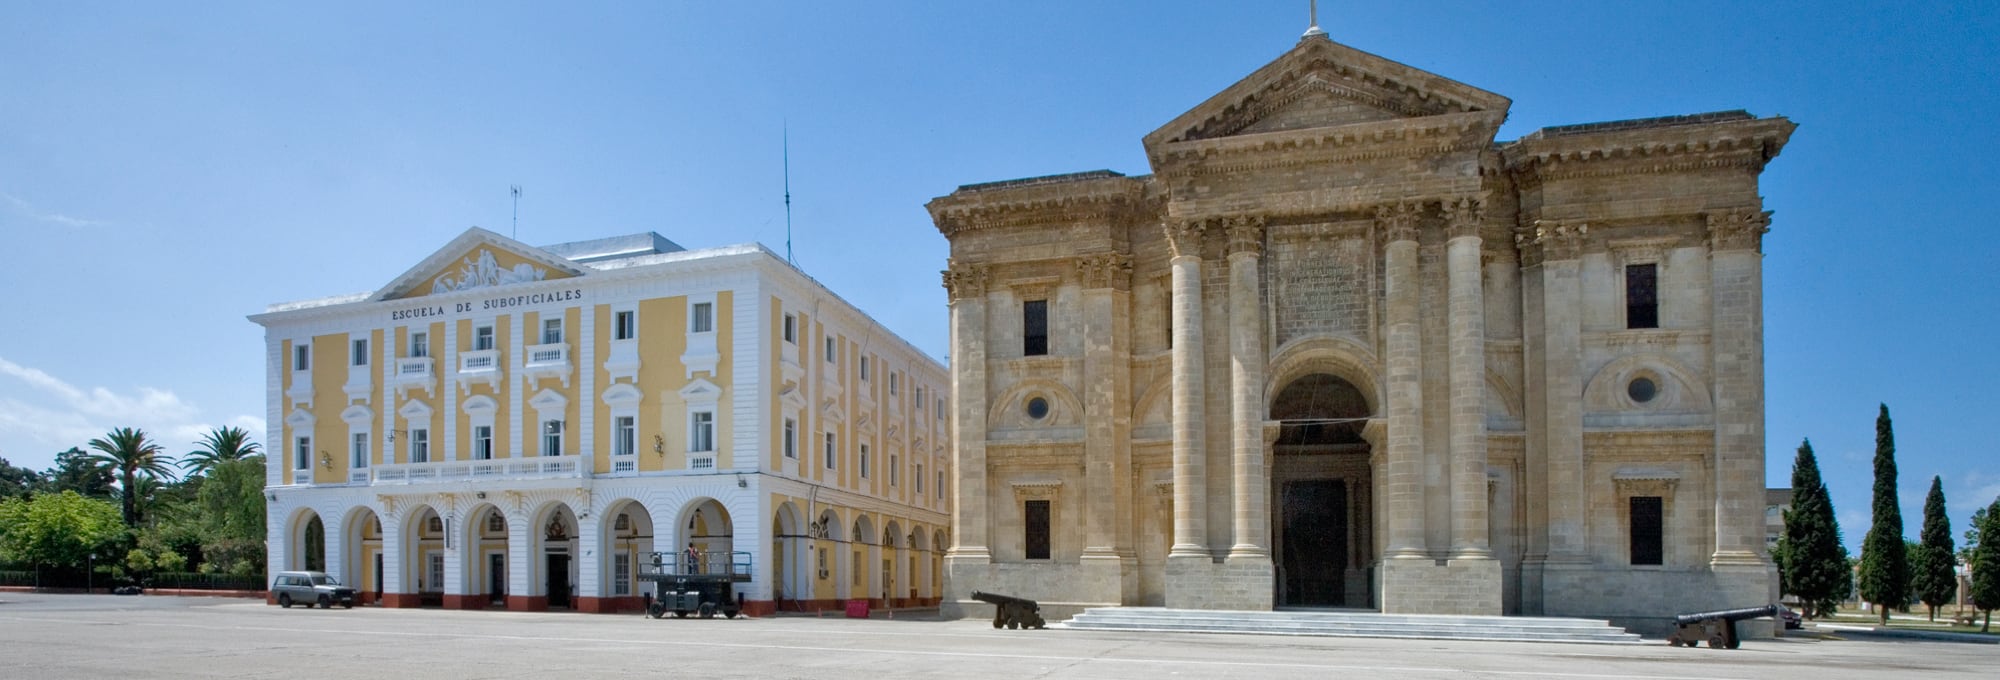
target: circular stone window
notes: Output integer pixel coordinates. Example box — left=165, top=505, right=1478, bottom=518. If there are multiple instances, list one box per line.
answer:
left=1627, top=377, right=1658, bottom=404
left=1026, top=397, right=1050, bottom=420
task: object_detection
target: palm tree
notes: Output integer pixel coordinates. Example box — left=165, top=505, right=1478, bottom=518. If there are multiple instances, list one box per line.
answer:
left=85, top=427, right=176, bottom=526
left=181, top=426, right=263, bottom=477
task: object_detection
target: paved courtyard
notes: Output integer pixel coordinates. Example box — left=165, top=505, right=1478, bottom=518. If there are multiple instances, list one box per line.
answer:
left=0, top=593, right=1991, bottom=679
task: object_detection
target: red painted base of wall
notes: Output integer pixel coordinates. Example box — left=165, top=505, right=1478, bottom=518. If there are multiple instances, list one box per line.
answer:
left=380, top=592, right=424, bottom=608
left=506, top=595, right=548, bottom=612
left=573, top=596, right=645, bottom=613
left=739, top=600, right=776, bottom=617
left=443, top=594, right=491, bottom=610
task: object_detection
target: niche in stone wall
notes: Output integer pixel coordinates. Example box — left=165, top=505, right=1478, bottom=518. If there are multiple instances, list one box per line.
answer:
left=987, top=379, right=1084, bottom=438
left=1581, top=355, right=1711, bottom=428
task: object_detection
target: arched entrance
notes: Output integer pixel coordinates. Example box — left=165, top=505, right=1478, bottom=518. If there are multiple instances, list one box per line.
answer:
left=343, top=508, right=382, bottom=605
left=772, top=502, right=806, bottom=608
left=882, top=520, right=903, bottom=606
left=851, top=515, right=878, bottom=605
left=604, top=500, right=655, bottom=608
left=293, top=510, right=326, bottom=572
left=532, top=504, right=579, bottom=609
left=817, top=509, right=845, bottom=602
left=681, top=499, right=733, bottom=570
left=1269, top=373, right=1375, bottom=608
left=404, top=505, right=445, bottom=606
left=464, top=504, right=508, bottom=607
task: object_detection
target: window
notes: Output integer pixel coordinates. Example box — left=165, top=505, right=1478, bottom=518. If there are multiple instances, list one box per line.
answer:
left=614, top=552, right=632, bottom=596
left=782, top=314, right=797, bottom=344
left=889, top=454, right=898, bottom=485
left=613, top=416, right=636, bottom=457
left=938, top=469, right=945, bottom=499
left=1023, top=300, right=1048, bottom=356
left=1630, top=496, right=1664, bottom=566
left=824, top=336, right=835, bottom=363
left=409, top=428, right=429, bottom=464
left=473, top=426, right=493, bottom=460
left=410, top=331, right=428, bottom=358
left=351, top=338, right=369, bottom=366
left=542, top=318, right=563, bottom=344
left=1024, top=500, right=1051, bottom=560
left=860, top=356, right=871, bottom=381
left=824, top=432, right=836, bottom=469
left=937, top=398, right=945, bottom=421
left=860, top=443, right=870, bottom=478
left=690, top=411, right=714, bottom=452
left=889, top=372, right=899, bottom=395
left=293, top=345, right=310, bottom=371
left=783, top=418, right=797, bottom=459
left=474, top=325, right=495, bottom=351
left=542, top=420, right=563, bottom=456
left=427, top=553, right=444, bottom=593
left=294, top=436, right=311, bottom=471
left=351, top=432, right=369, bottom=469
left=691, top=302, right=713, bottom=333
left=915, top=386, right=924, bottom=406
left=1625, top=263, right=1658, bottom=329
left=613, top=310, right=636, bottom=340
left=916, top=463, right=925, bottom=494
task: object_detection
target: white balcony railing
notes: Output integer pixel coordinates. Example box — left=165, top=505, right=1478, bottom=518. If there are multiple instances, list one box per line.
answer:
left=390, top=357, right=435, bottom=397
left=522, top=342, right=572, bottom=388
left=455, top=349, right=502, bottom=394
left=369, top=454, right=584, bottom=486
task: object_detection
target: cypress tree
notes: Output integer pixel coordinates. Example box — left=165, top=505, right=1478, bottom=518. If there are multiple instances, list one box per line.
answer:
left=1859, top=404, right=1910, bottom=624
left=1971, top=497, right=2000, bottom=633
left=1913, top=476, right=1956, bottom=621
left=1783, top=439, right=1850, bottom=618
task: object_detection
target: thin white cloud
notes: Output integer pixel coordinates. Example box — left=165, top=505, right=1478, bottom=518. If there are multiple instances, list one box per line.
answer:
left=0, top=192, right=107, bottom=228
left=0, top=355, right=261, bottom=468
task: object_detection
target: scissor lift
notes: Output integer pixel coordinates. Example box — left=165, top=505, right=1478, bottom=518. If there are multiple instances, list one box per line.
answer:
left=639, top=551, right=753, bottom=619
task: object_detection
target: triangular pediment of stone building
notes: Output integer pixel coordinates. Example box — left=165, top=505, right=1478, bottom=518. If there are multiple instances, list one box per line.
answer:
left=1143, top=35, right=1511, bottom=147
left=373, top=227, right=588, bottom=301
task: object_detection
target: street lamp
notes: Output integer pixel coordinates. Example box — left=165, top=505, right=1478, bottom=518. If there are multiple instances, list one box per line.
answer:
left=87, top=553, right=95, bottom=594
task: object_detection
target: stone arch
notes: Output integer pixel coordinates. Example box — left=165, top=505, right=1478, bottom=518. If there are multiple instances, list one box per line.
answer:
left=1582, top=354, right=1713, bottom=415
left=883, top=519, right=907, bottom=606
left=400, top=504, right=445, bottom=601
left=1486, top=369, right=1523, bottom=423
left=816, top=508, right=845, bottom=599
left=527, top=500, right=581, bottom=608
left=459, top=501, right=510, bottom=607
left=287, top=507, right=326, bottom=572
left=600, top=498, right=656, bottom=606
left=987, top=378, right=1085, bottom=431
left=771, top=501, right=807, bottom=606
left=341, top=506, right=383, bottom=604
left=1265, top=335, right=1383, bottom=415
left=1131, top=375, right=1172, bottom=430
left=1269, top=373, right=1373, bottom=445
left=851, top=514, right=880, bottom=603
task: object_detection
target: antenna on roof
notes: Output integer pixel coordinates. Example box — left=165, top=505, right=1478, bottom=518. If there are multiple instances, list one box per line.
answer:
left=783, top=122, right=796, bottom=266
left=1303, top=0, right=1327, bottom=39
left=510, top=185, right=523, bottom=240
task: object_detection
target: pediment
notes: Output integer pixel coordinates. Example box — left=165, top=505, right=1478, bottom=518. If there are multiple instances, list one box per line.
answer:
left=374, top=227, right=588, bottom=301
left=1144, top=35, right=1510, bottom=148
left=678, top=378, right=723, bottom=403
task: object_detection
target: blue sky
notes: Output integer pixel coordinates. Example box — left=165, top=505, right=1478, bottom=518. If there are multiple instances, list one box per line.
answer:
left=2, top=2, right=1994, bottom=549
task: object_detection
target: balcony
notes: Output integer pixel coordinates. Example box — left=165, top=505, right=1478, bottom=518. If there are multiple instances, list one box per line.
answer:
left=522, top=342, right=572, bottom=388
left=603, top=339, right=640, bottom=383
left=369, top=454, right=584, bottom=486
left=390, top=357, right=435, bottom=397
left=455, top=349, right=502, bottom=394
left=285, top=370, right=313, bottom=406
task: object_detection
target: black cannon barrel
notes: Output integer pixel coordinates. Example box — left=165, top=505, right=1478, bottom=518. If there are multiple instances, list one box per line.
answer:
left=1673, top=605, right=1779, bottom=626
left=971, top=591, right=1034, bottom=606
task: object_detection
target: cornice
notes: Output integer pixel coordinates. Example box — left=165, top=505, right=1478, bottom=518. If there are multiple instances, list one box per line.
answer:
left=927, top=175, right=1153, bottom=237
left=1149, top=110, right=1504, bottom=175
left=1502, top=116, right=1795, bottom=184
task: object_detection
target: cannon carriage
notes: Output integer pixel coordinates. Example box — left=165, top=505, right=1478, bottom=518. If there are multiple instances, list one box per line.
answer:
left=971, top=591, right=1046, bottom=630
left=1666, top=605, right=1780, bottom=649
left=640, top=551, right=753, bottom=620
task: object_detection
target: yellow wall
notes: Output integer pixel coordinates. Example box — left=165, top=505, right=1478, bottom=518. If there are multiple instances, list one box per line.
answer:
left=310, top=333, right=346, bottom=484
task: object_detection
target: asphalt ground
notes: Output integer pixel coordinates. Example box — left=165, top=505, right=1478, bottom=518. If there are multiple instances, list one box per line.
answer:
left=1, top=593, right=1992, bottom=679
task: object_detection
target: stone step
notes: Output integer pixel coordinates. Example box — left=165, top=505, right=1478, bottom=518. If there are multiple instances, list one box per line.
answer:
left=1055, top=607, right=1645, bottom=644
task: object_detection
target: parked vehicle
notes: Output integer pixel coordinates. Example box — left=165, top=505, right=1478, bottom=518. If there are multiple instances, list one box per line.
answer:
left=1779, top=606, right=1802, bottom=630
left=271, top=571, right=356, bottom=609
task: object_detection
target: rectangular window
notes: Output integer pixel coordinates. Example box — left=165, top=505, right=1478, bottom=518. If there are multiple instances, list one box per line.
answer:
left=614, top=552, right=632, bottom=596
left=938, top=398, right=945, bottom=421
left=614, top=310, right=636, bottom=340
left=1630, top=496, right=1664, bottom=566
left=937, top=470, right=945, bottom=499
left=351, top=432, right=369, bottom=469
left=614, top=416, right=636, bottom=457
left=351, top=338, right=369, bottom=366
left=783, top=418, right=797, bottom=459
left=690, top=411, right=714, bottom=452
left=294, top=436, right=311, bottom=471
left=294, top=345, right=310, bottom=371
left=1024, top=499, right=1051, bottom=560
left=691, top=302, right=713, bottom=333
left=542, top=420, right=563, bottom=456
left=1626, top=263, right=1659, bottom=329
left=474, top=325, right=495, bottom=351
left=427, top=554, right=444, bottom=593
left=824, top=336, right=835, bottom=363
left=783, top=314, right=797, bottom=344
left=860, top=443, right=871, bottom=479
left=889, top=454, right=898, bottom=485
left=859, top=356, right=871, bottom=381
left=916, top=463, right=924, bottom=494
left=542, top=318, right=563, bottom=344
left=473, top=426, right=493, bottom=460
left=889, top=372, right=899, bottom=395
left=1023, top=300, right=1048, bottom=356
left=824, top=432, right=836, bottom=469
left=410, top=331, right=429, bottom=358
left=409, top=429, right=429, bottom=464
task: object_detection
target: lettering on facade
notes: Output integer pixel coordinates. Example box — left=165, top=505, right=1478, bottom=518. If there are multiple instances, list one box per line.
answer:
left=390, top=289, right=585, bottom=322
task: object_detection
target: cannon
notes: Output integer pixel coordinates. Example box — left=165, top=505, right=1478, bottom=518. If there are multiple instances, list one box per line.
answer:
left=970, top=591, right=1046, bottom=630
left=1666, top=605, right=1781, bottom=649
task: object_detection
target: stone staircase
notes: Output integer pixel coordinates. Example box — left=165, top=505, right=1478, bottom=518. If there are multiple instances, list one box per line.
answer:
left=1054, top=607, right=1645, bottom=644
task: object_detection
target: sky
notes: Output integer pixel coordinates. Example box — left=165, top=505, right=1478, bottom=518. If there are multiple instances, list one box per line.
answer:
left=2, top=1, right=1995, bottom=550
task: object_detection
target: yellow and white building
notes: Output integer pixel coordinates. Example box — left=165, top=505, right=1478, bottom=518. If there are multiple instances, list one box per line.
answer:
left=251, top=228, right=950, bottom=614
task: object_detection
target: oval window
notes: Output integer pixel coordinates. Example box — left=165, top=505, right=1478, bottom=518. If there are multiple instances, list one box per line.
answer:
left=1026, top=397, right=1050, bottom=420
left=1628, top=377, right=1658, bottom=404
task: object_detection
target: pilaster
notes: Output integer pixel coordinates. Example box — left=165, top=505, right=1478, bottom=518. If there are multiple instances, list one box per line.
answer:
left=1444, top=198, right=1492, bottom=560
left=1520, top=220, right=1589, bottom=561
left=1076, top=253, right=1132, bottom=564
left=1378, top=202, right=1426, bottom=559
left=943, top=261, right=992, bottom=563
left=1706, top=208, right=1770, bottom=567
left=1224, top=216, right=1271, bottom=562
left=1164, top=221, right=1210, bottom=560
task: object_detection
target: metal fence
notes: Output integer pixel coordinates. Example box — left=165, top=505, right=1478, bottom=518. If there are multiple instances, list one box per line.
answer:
left=147, top=572, right=265, bottom=591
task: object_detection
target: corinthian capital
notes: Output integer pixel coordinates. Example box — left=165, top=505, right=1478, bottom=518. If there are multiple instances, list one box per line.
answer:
left=1517, top=220, right=1589, bottom=262
left=941, top=261, right=989, bottom=302
left=1164, top=220, right=1207, bottom=259
left=1706, top=208, right=1772, bottom=253
left=1374, top=202, right=1422, bottom=243
left=1074, top=252, right=1133, bottom=290
left=1224, top=215, right=1266, bottom=258
left=1443, top=198, right=1484, bottom=241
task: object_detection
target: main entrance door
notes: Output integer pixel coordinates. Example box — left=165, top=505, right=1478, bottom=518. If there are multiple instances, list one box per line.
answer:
left=1269, top=373, right=1376, bottom=609
left=546, top=554, right=571, bottom=608
left=1280, top=480, right=1347, bottom=606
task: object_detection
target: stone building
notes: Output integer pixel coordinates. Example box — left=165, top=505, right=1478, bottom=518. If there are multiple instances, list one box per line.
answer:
left=926, top=30, right=1794, bottom=629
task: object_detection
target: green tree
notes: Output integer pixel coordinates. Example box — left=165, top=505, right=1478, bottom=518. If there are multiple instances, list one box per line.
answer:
left=1971, top=497, right=2000, bottom=633
left=0, top=455, right=41, bottom=498
left=1964, top=505, right=1989, bottom=569
left=179, top=426, right=262, bottom=478
left=85, top=428, right=176, bottom=527
left=1913, top=476, right=1957, bottom=621
left=1858, top=404, right=1910, bottom=624
left=0, top=491, right=127, bottom=571
left=193, top=456, right=268, bottom=575
left=40, top=447, right=113, bottom=498
left=1783, top=439, right=1852, bottom=618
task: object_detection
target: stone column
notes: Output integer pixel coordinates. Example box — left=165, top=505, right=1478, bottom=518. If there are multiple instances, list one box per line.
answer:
left=1379, top=203, right=1427, bottom=559
left=1707, top=209, right=1770, bottom=567
left=1527, top=221, right=1589, bottom=560
left=1226, top=217, right=1271, bottom=560
left=1444, top=199, right=1493, bottom=559
left=1077, top=253, right=1132, bottom=561
left=1165, top=221, right=1209, bottom=559
left=943, top=262, right=991, bottom=562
